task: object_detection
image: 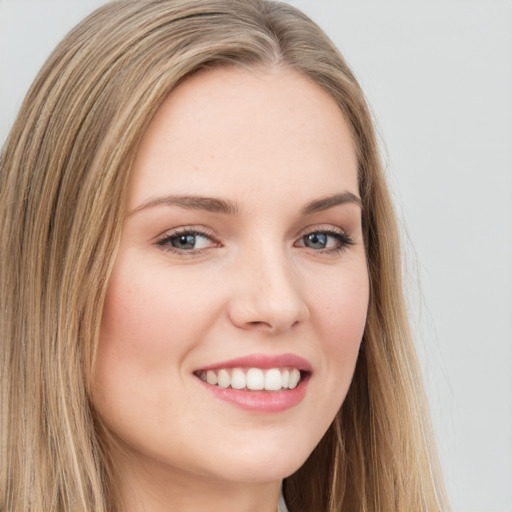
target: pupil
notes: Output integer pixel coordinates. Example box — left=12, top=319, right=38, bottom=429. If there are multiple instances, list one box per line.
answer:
left=172, top=234, right=195, bottom=249
left=306, top=233, right=327, bottom=249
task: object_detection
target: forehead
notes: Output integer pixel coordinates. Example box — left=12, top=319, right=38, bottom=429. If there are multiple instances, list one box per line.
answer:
left=129, top=66, right=359, bottom=209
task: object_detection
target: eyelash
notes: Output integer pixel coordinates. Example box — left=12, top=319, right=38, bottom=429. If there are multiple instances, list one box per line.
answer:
left=155, top=226, right=354, bottom=256
left=156, top=227, right=219, bottom=255
left=295, top=229, right=354, bottom=254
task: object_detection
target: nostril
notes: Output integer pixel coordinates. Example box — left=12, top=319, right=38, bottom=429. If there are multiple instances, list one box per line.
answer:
left=248, top=320, right=270, bottom=327
left=245, top=318, right=301, bottom=333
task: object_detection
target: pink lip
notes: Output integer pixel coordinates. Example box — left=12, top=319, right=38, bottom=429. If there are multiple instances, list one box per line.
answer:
left=196, top=353, right=312, bottom=372
left=197, top=377, right=310, bottom=413
left=194, top=353, right=312, bottom=413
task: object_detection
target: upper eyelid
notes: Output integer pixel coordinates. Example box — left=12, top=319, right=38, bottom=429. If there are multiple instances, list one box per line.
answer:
left=296, top=223, right=349, bottom=238
left=155, top=225, right=217, bottom=240
left=155, top=224, right=351, bottom=240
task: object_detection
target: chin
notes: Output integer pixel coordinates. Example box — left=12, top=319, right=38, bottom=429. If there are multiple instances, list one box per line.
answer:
left=196, top=432, right=317, bottom=484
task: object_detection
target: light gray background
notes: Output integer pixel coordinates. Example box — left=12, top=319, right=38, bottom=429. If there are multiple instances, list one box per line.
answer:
left=1, top=1, right=511, bottom=511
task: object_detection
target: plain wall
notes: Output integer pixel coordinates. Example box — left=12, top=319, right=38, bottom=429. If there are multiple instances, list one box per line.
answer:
left=1, top=1, right=511, bottom=511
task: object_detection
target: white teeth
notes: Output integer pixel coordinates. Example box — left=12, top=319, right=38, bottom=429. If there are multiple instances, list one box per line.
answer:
left=217, top=369, right=230, bottom=389
left=281, top=369, right=290, bottom=388
left=289, top=368, right=300, bottom=389
left=264, top=368, right=283, bottom=391
left=231, top=368, right=246, bottom=389
left=197, top=367, right=304, bottom=391
left=246, top=368, right=264, bottom=390
left=206, top=370, right=217, bottom=385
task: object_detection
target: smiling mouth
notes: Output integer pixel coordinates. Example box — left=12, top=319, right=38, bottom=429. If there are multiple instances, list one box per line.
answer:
left=194, top=367, right=307, bottom=391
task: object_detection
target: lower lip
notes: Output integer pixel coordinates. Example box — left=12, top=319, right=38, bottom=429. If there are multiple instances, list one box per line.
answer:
left=197, top=376, right=309, bottom=413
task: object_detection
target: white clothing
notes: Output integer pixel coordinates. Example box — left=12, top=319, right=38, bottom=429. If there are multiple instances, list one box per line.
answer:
left=277, top=490, right=289, bottom=512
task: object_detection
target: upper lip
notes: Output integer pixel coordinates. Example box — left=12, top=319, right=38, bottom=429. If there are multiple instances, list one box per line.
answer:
left=196, top=353, right=312, bottom=372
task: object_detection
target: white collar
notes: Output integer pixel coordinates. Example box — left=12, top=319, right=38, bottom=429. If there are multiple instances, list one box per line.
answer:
left=277, top=489, right=288, bottom=512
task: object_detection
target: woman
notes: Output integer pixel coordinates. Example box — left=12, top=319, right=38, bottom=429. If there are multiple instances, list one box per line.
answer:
left=0, top=1, right=449, bottom=511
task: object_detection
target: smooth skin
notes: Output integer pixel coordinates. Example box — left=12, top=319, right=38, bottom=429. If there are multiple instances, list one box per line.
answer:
left=92, top=66, right=369, bottom=512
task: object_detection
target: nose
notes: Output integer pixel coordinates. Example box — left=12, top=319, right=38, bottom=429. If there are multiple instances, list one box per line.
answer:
left=227, top=248, right=310, bottom=334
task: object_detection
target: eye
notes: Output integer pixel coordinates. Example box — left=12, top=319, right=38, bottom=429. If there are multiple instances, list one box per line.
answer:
left=303, top=233, right=330, bottom=250
left=156, top=229, right=218, bottom=253
left=296, top=229, right=353, bottom=253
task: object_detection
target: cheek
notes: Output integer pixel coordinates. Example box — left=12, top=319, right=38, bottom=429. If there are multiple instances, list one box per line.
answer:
left=307, top=263, right=369, bottom=409
left=314, top=261, right=369, bottom=346
left=92, top=256, right=230, bottom=416
left=91, top=262, right=222, bottom=457
left=98, top=259, right=217, bottom=363
left=98, top=280, right=177, bottom=371
left=92, top=263, right=198, bottom=413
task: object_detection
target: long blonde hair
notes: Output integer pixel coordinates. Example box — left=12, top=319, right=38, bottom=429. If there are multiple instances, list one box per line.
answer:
left=0, top=1, right=449, bottom=510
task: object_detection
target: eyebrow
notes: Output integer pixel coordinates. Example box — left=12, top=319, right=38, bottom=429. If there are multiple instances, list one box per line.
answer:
left=129, top=195, right=240, bottom=216
left=129, top=191, right=361, bottom=217
left=300, top=192, right=362, bottom=214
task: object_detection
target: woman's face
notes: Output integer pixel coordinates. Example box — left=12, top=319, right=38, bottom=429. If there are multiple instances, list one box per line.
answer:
left=93, top=67, right=369, bottom=487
